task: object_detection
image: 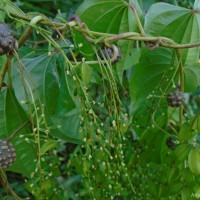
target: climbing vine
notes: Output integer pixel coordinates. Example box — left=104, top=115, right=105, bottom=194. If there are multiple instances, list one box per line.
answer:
left=0, top=0, right=200, bottom=199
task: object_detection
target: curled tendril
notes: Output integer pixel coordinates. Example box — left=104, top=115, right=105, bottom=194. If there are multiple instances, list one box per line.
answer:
left=98, top=44, right=122, bottom=64
left=145, top=40, right=160, bottom=50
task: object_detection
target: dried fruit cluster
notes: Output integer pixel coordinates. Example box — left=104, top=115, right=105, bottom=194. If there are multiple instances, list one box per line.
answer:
left=0, top=140, right=16, bottom=169
left=167, top=89, right=184, bottom=107
left=0, top=23, right=18, bottom=55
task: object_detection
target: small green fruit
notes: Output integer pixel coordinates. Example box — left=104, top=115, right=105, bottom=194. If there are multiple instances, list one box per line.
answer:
left=188, top=149, right=200, bottom=175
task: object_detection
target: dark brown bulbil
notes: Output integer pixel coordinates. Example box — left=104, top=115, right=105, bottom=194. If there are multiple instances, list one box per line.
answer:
left=0, top=23, right=18, bottom=55
left=167, top=89, right=184, bottom=107
left=0, top=140, right=16, bottom=169
left=166, top=137, right=176, bottom=150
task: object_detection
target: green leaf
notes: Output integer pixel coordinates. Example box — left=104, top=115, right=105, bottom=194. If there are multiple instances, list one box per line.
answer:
left=138, top=124, right=166, bottom=165
left=40, top=139, right=58, bottom=155
left=178, top=123, right=194, bottom=142
left=184, top=63, right=200, bottom=92
left=44, top=55, right=81, bottom=144
left=81, top=62, right=93, bottom=85
left=164, top=180, right=182, bottom=195
left=144, top=2, right=200, bottom=64
left=77, top=0, right=136, bottom=34
left=12, top=54, right=51, bottom=106
left=0, top=55, right=6, bottom=72
left=0, top=0, right=28, bottom=20
left=116, top=0, right=143, bottom=81
left=129, top=47, right=176, bottom=112
left=194, top=0, right=200, bottom=10
left=0, top=10, right=5, bottom=21
left=139, top=0, right=154, bottom=12
left=174, top=144, right=190, bottom=162
left=148, top=179, right=159, bottom=198
left=0, top=90, right=7, bottom=138
left=75, top=0, right=144, bottom=81
left=182, top=168, right=195, bottom=184
left=181, top=188, right=192, bottom=200
left=12, top=54, right=81, bottom=144
left=0, top=89, right=37, bottom=177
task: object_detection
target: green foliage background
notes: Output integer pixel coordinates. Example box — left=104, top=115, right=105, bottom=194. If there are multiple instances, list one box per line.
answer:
left=0, top=0, right=200, bottom=199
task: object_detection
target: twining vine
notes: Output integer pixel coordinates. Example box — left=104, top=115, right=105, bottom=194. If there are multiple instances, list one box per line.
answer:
left=0, top=1, right=200, bottom=199
left=0, top=2, right=197, bottom=96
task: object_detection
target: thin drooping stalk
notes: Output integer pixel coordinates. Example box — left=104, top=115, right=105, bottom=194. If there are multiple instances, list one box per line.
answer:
left=0, top=171, right=21, bottom=200
left=0, top=54, right=12, bottom=91
left=175, top=49, right=184, bottom=128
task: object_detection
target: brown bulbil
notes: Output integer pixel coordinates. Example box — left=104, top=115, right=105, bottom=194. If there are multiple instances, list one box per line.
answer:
left=0, top=140, right=16, bottom=169
left=0, top=23, right=18, bottom=55
left=167, top=90, right=184, bottom=107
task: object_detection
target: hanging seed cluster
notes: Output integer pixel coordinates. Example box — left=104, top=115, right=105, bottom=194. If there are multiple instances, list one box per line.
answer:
left=0, top=23, right=18, bottom=55
left=167, top=90, right=184, bottom=107
left=0, top=140, right=16, bottom=169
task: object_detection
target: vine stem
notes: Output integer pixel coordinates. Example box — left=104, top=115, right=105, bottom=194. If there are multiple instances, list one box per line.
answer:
left=126, top=3, right=146, bottom=36
left=74, top=26, right=200, bottom=49
left=0, top=54, right=12, bottom=91
left=18, top=15, right=43, bottom=48
left=1, top=4, right=200, bottom=49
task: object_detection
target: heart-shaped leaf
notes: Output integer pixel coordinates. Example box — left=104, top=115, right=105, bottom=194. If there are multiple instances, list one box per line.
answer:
left=184, top=63, right=200, bottom=92
left=178, top=123, right=194, bottom=142
left=0, top=89, right=37, bottom=177
left=144, top=2, right=200, bottom=65
left=0, top=0, right=28, bottom=20
left=75, top=0, right=143, bottom=81
left=12, top=54, right=81, bottom=144
left=130, top=47, right=177, bottom=112
left=44, top=55, right=81, bottom=144
left=194, top=0, right=200, bottom=10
